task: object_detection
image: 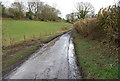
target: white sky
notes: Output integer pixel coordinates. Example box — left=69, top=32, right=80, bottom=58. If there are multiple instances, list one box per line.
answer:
left=0, top=0, right=116, bottom=18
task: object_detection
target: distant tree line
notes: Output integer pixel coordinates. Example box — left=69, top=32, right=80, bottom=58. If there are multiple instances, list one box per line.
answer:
left=0, top=1, right=61, bottom=21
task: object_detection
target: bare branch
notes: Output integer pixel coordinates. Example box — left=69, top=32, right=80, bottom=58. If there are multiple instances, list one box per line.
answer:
left=75, top=2, right=95, bottom=18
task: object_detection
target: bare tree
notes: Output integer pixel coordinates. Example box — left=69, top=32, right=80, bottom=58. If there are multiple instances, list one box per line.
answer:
left=75, top=2, right=95, bottom=19
left=27, top=0, right=44, bottom=19
left=11, top=2, right=24, bottom=13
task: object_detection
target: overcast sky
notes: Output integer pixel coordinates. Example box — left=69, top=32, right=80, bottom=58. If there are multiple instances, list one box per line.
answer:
left=0, top=0, right=116, bottom=18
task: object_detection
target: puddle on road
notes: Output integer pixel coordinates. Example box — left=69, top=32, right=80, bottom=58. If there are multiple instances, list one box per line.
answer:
left=47, top=38, right=60, bottom=47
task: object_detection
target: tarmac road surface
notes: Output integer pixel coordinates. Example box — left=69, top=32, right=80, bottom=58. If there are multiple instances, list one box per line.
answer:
left=5, top=33, right=81, bottom=79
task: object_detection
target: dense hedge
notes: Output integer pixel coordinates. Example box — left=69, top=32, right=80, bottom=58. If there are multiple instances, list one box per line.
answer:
left=97, top=5, right=119, bottom=44
left=74, top=5, right=119, bottom=45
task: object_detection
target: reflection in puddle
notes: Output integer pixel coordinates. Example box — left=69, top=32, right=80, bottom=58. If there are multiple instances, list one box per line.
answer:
left=68, top=38, right=81, bottom=79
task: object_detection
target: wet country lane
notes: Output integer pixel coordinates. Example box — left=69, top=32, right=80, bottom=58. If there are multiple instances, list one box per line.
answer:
left=5, top=33, right=81, bottom=79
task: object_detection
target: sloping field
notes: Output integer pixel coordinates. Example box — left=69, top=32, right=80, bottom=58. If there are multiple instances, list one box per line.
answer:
left=2, top=20, right=71, bottom=46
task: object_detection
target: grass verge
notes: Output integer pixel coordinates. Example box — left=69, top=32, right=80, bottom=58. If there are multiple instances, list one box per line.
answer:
left=2, top=45, right=38, bottom=76
left=73, top=31, right=118, bottom=79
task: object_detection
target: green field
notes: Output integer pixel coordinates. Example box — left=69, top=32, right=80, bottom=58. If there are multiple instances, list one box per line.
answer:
left=2, top=20, right=71, bottom=45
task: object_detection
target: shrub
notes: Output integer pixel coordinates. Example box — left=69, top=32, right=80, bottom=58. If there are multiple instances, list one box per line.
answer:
left=97, top=5, right=119, bottom=44
left=73, top=18, right=89, bottom=37
left=73, top=18, right=102, bottom=39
